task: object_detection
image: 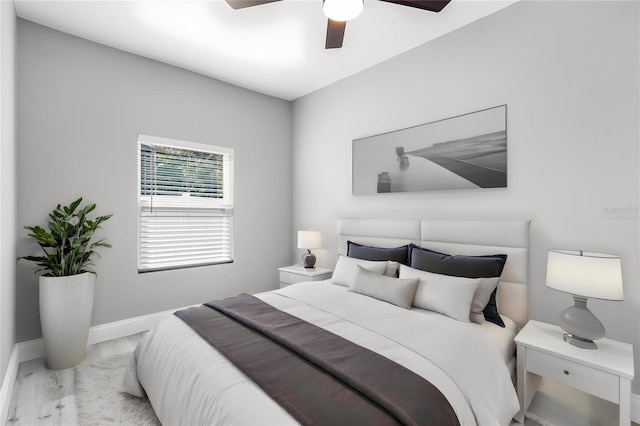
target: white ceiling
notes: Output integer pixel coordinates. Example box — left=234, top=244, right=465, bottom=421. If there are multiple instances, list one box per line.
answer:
left=14, top=0, right=517, bottom=101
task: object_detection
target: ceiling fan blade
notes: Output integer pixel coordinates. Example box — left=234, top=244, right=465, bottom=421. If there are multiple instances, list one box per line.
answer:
left=225, top=0, right=282, bottom=10
left=377, top=0, right=451, bottom=13
left=325, top=19, right=346, bottom=49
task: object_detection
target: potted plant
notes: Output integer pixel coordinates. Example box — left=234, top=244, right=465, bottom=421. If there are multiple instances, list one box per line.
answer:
left=22, top=197, right=112, bottom=369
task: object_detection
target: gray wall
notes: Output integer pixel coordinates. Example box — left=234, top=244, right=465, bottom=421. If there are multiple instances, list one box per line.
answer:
left=0, top=0, right=17, bottom=385
left=16, top=20, right=292, bottom=341
left=292, top=1, right=640, bottom=392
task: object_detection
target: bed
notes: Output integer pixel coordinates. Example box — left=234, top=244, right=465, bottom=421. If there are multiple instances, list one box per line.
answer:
left=126, top=218, right=531, bottom=425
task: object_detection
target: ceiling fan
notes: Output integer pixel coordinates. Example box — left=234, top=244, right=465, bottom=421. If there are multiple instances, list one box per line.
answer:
left=224, top=0, right=451, bottom=49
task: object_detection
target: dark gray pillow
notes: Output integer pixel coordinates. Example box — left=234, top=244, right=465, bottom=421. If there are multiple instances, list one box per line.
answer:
left=347, top=241, right=410, bottom=265
left=409, top=244, right=507, bottom=327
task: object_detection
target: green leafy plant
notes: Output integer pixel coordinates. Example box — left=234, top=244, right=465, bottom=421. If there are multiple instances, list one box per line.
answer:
left=22, top=197, right=112, bottom=277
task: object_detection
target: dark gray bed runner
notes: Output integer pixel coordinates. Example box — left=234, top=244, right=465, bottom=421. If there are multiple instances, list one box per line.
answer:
left=175, top=293, right=459, bottom=426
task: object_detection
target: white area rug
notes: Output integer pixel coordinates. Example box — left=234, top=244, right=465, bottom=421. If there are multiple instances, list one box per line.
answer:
left=75, top=352, right=160, bottom=426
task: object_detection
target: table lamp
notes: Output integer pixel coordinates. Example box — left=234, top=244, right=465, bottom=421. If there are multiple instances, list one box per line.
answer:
left=545, top=249, right=623, bottom=349
left=297, top=231, right=322, bottom=269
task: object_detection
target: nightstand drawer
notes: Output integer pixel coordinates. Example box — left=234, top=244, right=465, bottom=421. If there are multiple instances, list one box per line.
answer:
left=527, top=349, right=619, bottom=403
left=280, top=271, right=311, bottom=285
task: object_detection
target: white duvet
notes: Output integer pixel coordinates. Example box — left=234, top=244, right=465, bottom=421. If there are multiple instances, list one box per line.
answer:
left=131, top=281, right=519, bottom=425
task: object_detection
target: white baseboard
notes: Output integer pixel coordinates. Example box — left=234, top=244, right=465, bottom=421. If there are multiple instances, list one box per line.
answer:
left=15, top=304, right=197, bottom=364
left=0, top=346, right=18, bottom=426
left=85, top=305, right=193, bottom=347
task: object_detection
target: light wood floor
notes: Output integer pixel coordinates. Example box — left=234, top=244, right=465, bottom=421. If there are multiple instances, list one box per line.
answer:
left=5, top=333, right=144, bottom=426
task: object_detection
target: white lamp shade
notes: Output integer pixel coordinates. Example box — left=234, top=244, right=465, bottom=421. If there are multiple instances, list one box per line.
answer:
left=323, top=0, right=364, bottom=22
left=297, top=231, right=322, bottom=250
left=546, top=250, right=623, bottom=301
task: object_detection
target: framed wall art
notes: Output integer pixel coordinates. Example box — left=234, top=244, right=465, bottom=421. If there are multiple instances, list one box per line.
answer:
left=352, top=105, right=507, bottom=195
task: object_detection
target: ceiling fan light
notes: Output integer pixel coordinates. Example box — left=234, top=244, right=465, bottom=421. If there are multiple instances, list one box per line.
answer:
left=323, top=0, right=364, bottom=22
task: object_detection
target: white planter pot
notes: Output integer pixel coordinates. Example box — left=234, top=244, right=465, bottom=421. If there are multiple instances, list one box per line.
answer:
left=39, top=272, right=95, bottom=370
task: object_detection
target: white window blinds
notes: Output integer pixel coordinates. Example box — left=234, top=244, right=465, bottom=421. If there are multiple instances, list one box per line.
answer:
left=137, top=135, right=233, bottom=272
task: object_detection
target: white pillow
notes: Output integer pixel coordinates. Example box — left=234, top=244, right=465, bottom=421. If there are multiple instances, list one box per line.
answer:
left=349, top=266, right=420, bottom=309
left=332, top=255, right=388, bottom=287
left=469, top=277, right=500, bottom=324
left=384, top=261, right=399, bottom=277
left=399, top=264, right=480, bottom=322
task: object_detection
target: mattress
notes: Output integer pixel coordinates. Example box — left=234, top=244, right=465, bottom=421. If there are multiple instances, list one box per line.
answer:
left=130, top=280, right=520, bottom=425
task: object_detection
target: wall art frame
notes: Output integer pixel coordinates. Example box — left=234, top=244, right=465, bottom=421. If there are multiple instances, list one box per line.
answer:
left=352, top=105, right=507, bottom=195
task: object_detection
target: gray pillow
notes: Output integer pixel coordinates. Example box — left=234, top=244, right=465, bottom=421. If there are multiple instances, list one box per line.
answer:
left=349, top=265, right=419, bottom=309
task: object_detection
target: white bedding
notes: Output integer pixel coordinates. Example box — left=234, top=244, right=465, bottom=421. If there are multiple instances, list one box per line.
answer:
left=132, top=281, right=520, bottom=425
left=479, top=314, right=518, bottom=364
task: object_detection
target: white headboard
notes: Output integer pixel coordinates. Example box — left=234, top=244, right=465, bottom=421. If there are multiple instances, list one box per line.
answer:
left=337, top=218, right=531, bottom=328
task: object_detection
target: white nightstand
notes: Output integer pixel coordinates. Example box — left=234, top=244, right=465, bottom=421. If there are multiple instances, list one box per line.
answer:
left=278, top=266, right=333, bottom=289
left=515, top=320, right=634, bottom=426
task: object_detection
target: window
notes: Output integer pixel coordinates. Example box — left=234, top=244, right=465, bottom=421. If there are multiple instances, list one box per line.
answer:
left=137, top=135, right=233, bottom=272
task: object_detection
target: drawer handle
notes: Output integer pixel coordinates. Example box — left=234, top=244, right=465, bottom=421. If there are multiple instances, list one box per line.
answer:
left=563, top=370, right=570, bottom=376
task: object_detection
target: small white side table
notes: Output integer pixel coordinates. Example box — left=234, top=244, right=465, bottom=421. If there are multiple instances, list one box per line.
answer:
left=515, top=320, right=634, bottom=425
left=278, top=265, right=333, bottom=289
